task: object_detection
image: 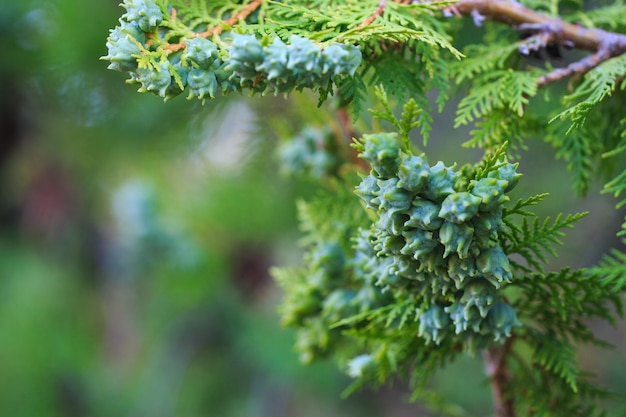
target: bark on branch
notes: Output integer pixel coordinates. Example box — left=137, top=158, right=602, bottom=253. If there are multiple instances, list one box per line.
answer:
left=483, top=336, right=516, bottom=417
left=452, top=0, right=626, bottom=85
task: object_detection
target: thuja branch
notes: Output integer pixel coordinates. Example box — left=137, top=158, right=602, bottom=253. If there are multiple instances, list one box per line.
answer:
left=452, top=0, right=626, bottom=85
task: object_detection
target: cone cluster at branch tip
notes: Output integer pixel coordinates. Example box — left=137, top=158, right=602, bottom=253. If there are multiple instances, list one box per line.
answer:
left=353, top=132, right=522, bottom=347
left=102, top=0, right=362, bottom=101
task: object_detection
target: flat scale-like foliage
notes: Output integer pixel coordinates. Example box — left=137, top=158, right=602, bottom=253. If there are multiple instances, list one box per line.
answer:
left=104, top=0, right=626, bottom=415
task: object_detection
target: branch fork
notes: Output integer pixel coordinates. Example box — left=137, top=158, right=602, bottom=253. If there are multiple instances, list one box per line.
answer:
left=450, top=0, right=626, bottom=86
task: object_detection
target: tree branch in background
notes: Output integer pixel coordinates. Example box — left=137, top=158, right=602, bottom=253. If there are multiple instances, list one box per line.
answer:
left=335, top=107, right=370, bottom=171
left=483, top=337, right=516, bottom=417
left=452, top=0, right=626, bottom=85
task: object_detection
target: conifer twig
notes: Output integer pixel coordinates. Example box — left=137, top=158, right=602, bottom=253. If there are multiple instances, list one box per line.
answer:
left=452, top=0, right=626, bottom=86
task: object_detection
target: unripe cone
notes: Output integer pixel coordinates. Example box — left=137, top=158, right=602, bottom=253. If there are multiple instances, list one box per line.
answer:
left=334, top=44, right=362, bottom=76
left=347, top=354, right=375, bottom=378
left=447, top=254, right=477, bottom=288
left=439, top=221, right=474, bottom=258
left=374, top=178, right=414, bottom=212
left=446, top=303, right=483, bottom=333
left=104, top=24, right=144, bottom=72
left=378, top=211, right=410, bottom=236
left=397, top=153, right=430, bottom=192
left=163, top=62, right=187, bottom=100
left=460, top=279, right=497, bottom=317
left=360, top=133, right=401, bottom=179
left=373, top=232, right=405, bottom=257
left=472, top=209, right=503, bottom=245
left=488, top=162, right=521, bottom=192
left=187, top=68, right=219, bottom=99
left=355, top=174, right=380, bottom=210
left=287, top=35, right=321, bottom=72
left=373, top=257, right=402, bottom=287
left=389, top=257, right=421, bottom=279
left=123, top=0, right=163, bottom=32
left=422, top=161, right=459, bottom=202
left=439, top=192, right=482, bottom=223
left=419, top=304, right=450, bottom=345
left=405, top=198, right=443, bottom=230
left=471, top=177, right=510, bottom=212
left=183, top=37, right=219, bottom=69
left=257, top=37, right=289, bottom=79
left=419, top=244, right=447, bottom=273
left=320, top=44, right=350, bottom=74
left=227, top=35, right=265, bottom=84
left=347, top=133, right=524, bottom=346
left=401, top=229, right=438, bottom=259
left=486, top=301, right=521, bottom=342
left=213, top=61, right=240, bottom=94
left=428, top=273, right=456, bottom=296
left=135, top=61, right=171, bottom=96
left=229, top=34, right=264, bottom=63
left=476, top=246, right=513, bottom=287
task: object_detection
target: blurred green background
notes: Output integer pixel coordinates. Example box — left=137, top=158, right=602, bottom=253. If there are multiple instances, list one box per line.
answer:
left=1, top=1, right=625, bottom=416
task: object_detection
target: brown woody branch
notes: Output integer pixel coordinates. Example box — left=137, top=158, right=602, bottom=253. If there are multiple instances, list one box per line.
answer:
left=358, top=0, right=388, bottom=28
left=198, top=0, right=264, bottom=37
left=451, top=0, right=626, bottom=85
left=538, top=48, right=611, bottom=86
left=483, top=336, right=516, bottom=417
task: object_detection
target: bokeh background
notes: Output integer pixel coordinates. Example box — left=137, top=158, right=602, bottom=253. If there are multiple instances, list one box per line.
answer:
left=1, top=1, right=625, bottom=416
